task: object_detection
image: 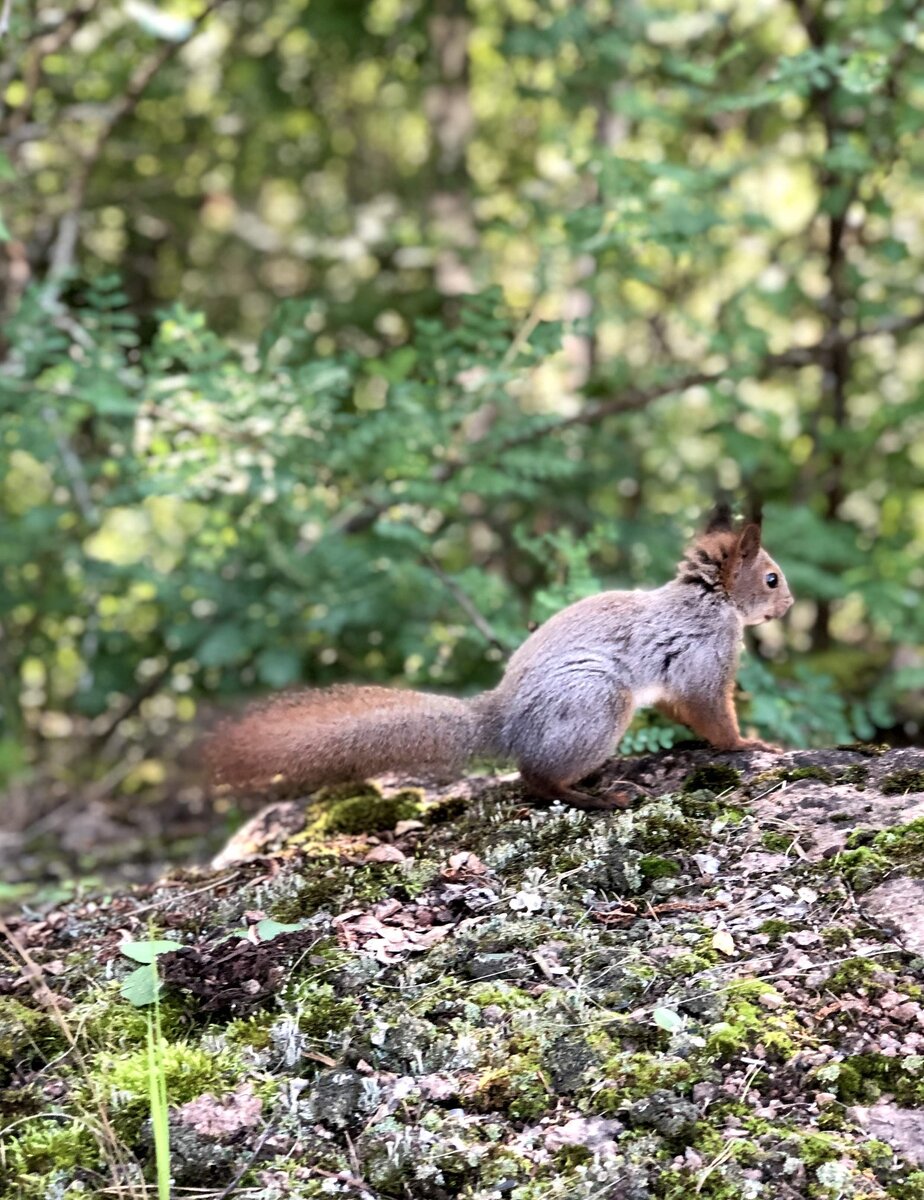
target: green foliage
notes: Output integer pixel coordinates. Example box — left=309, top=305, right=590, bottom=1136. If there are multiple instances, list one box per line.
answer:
left=119, top=938, right=181, bottom=1007
left=1, top=0, right=923, bottom=776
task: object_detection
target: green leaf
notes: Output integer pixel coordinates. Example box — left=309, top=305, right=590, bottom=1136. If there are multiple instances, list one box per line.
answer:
left=256, top=647, right=302, bottom=688
left=121, top=964, right=161, bottom=1007
left=653, top=1007, right=685, bottom=1034
left=120, top=939, right=182, bottom=963
left=197, top=625, right=246, bottom=668
left=255, top=918, right=307, bottom=941
left=839, top=51, right=888, bottom=95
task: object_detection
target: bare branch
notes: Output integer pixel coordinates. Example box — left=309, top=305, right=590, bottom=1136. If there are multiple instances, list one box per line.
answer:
left=424, top=555, right=513, bottom=654
left=47, top=0, right=224, bottom=280
left=0, top=0, right=15, bottom=39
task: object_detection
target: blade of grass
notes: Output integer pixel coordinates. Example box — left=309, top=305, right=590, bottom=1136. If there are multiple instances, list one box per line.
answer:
left=147, top=965, right=171, bottom=1200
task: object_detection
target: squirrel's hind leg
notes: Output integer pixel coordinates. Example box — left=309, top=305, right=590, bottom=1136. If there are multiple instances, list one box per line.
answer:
left=520, top=773, right=633, bottom=811
left=513, top=684, right=635, bottom=812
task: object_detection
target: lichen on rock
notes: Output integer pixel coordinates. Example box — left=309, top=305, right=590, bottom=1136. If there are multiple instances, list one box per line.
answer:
left=2, top=745, right=924, bottom=1199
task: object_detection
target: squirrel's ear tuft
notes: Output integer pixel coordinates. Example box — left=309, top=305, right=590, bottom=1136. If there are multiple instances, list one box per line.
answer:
left=748, top=498, right=764, bottom=529
left=705, top=502, right=734, bottom=533
left=738, top=523, right=762, bottom=560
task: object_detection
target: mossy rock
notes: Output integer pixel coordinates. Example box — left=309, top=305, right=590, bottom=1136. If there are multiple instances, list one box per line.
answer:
left=542, top=1033, right=599, bottom=1093
left=682, top=764, right=742, bottom=794
left=824, top=956, right=882, bottom=996
left=312, top=787, right=423, bottom=835
left=834, top=817, right=924, bottom=891
left=471, top=1058, right=552, bottom=1120
left=880, top=769, right=924, bottom=796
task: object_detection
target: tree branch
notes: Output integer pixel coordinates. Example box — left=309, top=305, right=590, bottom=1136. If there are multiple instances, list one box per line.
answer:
left=335, top=305, right=924, bottom=537
left=47, top=0, right=224, bottom=280
left=424, top=555, right=512, bottom=654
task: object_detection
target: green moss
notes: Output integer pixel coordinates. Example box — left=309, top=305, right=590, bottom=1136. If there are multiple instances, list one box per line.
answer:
left=782, top=765, right=835, bottom=784
left=312, top=781, right=382, bottom=805
left=751, top=765, right=840, bottom=797
left=833, top=817, right=924, bottom=891
left=588, top=1052, right=693, bottom=1113
left=758, top=918, right=791, bottom=944
left=271, top=861, right=410, bottom=922
left=94, top=1040, right=228, bottom=1139
left=833, top=845, right=891, bottom=892
left=225, top=1013, right=275, bottom=1051
left=748, top=770, right=782, bottom=790
left=821, top=925, right=852, bottom=949
left=761, top=1030, right=796, bottom=1058
left=299, top=985, right=359, bottom=1041
left=639, top=855, right=681, bottom=882
left=70, top=984, right=186, bottom=1048
left=676, top=789, right=721, bottom=818
left=309, top=786, right=423, bottom=835
left=897, top=1173, right=924, bottom=1200
left=793, top=1130, right=842, bottom=1167
left=633, top=800, right=704, bottom=851
left=0, top=998, right=62, bottom=1078
left=860, top=1138, right=895, bottom=1168
left=760, top=830, right=792, bottom=852
left=663, top=952, right=716, bottom=979
left=705, top=981, right=794, bottom=1061
left=470, top=983, right=532, bottom=1010
left=682, top=764, right=741, bottom=794
left=423, top=794, right=469, bottom=824
left=4, top=1119, right=98, bottom=1180
left=825, top=956, right=881, bottom=995
left=880, top=770, right=924, bottom=795
left=554, top=1145, right=593, bottom=1169
left=870, top=817, right=924, bottom=858
left=472, top=1057, right=551, bottom=1120
left=270, top=861, right=350, bottom=918
left=837, top=764, right=869, bottom=787
left=826, top=1052, right=924, bottom=1105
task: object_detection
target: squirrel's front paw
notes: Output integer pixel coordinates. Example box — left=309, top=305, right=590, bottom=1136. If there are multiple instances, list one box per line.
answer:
left=737, top=737, right=781, bottom=753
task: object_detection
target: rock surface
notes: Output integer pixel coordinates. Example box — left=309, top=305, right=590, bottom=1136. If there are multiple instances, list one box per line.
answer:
left=2, top=745, right=924, bottom=1200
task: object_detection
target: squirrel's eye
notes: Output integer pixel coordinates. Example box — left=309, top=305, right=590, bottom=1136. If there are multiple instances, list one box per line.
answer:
left=766, top=572, right=778, bottom=589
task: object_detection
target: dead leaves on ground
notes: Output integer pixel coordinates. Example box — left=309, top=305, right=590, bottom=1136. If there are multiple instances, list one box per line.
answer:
left=334, top=851, right=495, bottom=964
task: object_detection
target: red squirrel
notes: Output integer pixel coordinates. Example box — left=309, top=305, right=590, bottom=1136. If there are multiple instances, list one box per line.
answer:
left=205, top=507, right=793, bottom=811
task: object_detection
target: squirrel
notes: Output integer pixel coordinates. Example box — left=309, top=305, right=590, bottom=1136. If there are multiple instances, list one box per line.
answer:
left=204, top=506, right=793, bottom=811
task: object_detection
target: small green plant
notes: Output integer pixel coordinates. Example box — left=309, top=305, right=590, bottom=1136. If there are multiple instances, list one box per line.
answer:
left=148, top=973, right=170, bottom=1200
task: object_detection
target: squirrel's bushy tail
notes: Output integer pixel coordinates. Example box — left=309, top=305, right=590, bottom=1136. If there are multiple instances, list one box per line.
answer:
left=204, top=685, right=488, bottom=791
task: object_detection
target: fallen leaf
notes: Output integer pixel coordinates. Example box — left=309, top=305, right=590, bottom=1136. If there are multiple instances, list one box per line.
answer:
left=364, top=845, right=406, bottom=864
left=712, top=927, right=736, bottom=956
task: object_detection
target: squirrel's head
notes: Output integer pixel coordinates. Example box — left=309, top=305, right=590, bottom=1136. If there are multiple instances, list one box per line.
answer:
left=679, top=507, right=794, bottom=626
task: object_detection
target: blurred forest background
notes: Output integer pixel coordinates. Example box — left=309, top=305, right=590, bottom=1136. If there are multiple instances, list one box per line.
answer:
left=1, top=0, right=923, bottom=893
